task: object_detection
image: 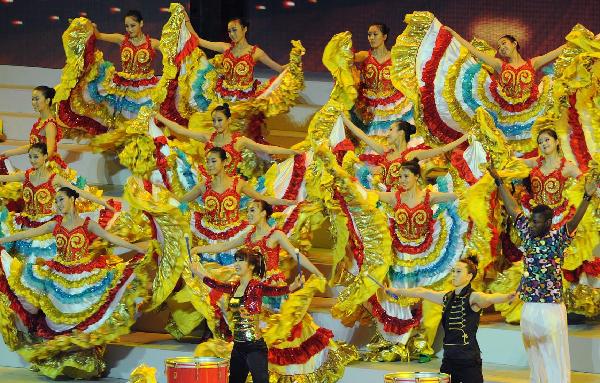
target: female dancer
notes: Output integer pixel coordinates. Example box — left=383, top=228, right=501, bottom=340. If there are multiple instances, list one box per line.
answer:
left=0, top=86, right=62, bottom=170
left=191, top=249, right=303, bottom=383
left=0, top=186, right=151, bottom=379
left=350, top=23, right=413, bottom=137
left=342, top=114, right=467, bottom=190
left=489, top=163, right=598, bottom=383
left=0, top=143, right=113, bottom=260
left=156, top=103, right=300, bottom=177
left=387, top=257, right=514, bottom=383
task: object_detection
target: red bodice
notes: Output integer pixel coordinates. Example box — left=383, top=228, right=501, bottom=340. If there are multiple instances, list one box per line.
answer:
left=381, top=144, right=429, bottom=190
left=529, top=157, right=568, bottom=207
left=392, top=189, right=434, bottom=242
left=216, top=45, right=259, bottom=99
left=22, top=169, right=56, bottom=216
left=52, top=216, right=93, bottom=265
left=29, top=118, right=63, bottom=146
left=205, top=132, right=243, bottom=176
left=358, top=51, right=397, bottom=103
left=120, top=34, right=156, bottom=75
left=201, top=176, right=242, bottom=227
left=491, top=60, right=537, bottom=101
left=203, top=277, right=289, bottom=315
left=244, top=227, right=281, bottom=273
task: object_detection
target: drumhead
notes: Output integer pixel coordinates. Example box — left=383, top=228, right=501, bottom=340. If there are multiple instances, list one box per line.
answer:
left=165, top=357, right=229, bottom=369
left=384, top=372, right=451, bottom=382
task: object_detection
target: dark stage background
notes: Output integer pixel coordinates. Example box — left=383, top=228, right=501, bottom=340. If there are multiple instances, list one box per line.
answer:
left=1, top=0, right=599, bottom=73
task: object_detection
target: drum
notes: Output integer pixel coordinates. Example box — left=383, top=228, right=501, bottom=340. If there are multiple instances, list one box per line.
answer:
left=165, top=357, right=229, bottom=383
left=384, top=372, right=451, bottom=383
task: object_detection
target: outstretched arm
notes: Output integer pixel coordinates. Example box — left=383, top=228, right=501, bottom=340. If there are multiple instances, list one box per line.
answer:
left=531, top=44, right=566, bottom=70
left=191, top=235, right=245, bottom=255
left=180, top=183, right=205, bottom=203
left=488, top=162, right=521, bottom=220
left=430, top=191, right=457, bottom=204
left=181, top=13, right=230, bottom=53
left=156, top=114, right=209, bottom=142
left=92, top=23, right=125, bottom=45
left=1, top=146, right=29, bottom=157
left=238, top=137, right=300, bottom=156
left=445, top=26, right=502, bottom=72
left=408, top=135, right=468, bottom=161
left=255, top=48, right=285, bottom=73
left=241, top=182, right=296, bottom=206
left=470, top=291, right=515, bottom=309
left=0, top=172, right=25, bottom=183
left=566, top=176, right=598, bottom=233
left=274, top=231, right=324, bottom=278
left=0, top=221, right=55, bottom=244
left=387, top=287, right=445, bottom=305
left=375, top=190, right=397, bottom=206
left=88, top=221, right=145, bottom=253
left=342, top=114, right=386, bottom=154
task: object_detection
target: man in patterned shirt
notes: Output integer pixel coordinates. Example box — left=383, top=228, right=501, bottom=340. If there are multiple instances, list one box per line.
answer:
left=489, top=162, right=598, bottom=383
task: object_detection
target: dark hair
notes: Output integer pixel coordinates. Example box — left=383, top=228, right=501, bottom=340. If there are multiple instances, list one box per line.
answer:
left=33, top=86, right=56, bottom=106
left=459, top=255, right=479, bottom=281
left=207, top=147, right=228, bottom=161
left=29, top=142, right=48, bottom=155
left=58, top=186, right=80, bottom=200
left=212, top=103, right=231, bottom=119
left=369, top=23, right=390, bottom=40
left=531, top=204, right=553, bottom=222
left=228, top=17, right=249, bottom=29
left=499, top=34, right=520, bottom=52
left=400, top=159, right=421, bottom=176
left=234, top=249, right=265, bottom=278
left=253, top=200, right=273, bottom=220
left=125, top=10, right=143, bottom=22
left=392, top=120, right=417, bottom=142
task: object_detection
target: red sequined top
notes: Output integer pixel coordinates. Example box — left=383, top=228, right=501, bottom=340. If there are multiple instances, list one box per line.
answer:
left=245, top=227, right=283, bottom=280
left=379, top=144, right=429, bottom=190
left=205, top=132, right=243, bottom=176
left=203, top=277, right=289, bottom=315
left=529, top=157, right=568, bottom=207
left=392, top=189, right=434, bottom=242
left=120, top=34, right=156, bottom=75
left=53, top=216, right=93, bottom=265
left=30, top=118, right=63, bottom=146
left=216, top=45, right=259, bottom=99
left=22, top=169, right=56, bottom=216
left=491, top=60, right=537, bottom=102
left=357, top=51, right=397, bottom=105
left=201, top=176, right=242, bottom=227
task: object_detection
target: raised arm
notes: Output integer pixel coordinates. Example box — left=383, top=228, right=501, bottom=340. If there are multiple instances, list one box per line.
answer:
left=408, top=135, right=468, bottom=161
left=0, top=172, right=25, bottom=183
left=531, top=44, right=566, bottom=70
left=191, top=235, right=245, bottom=255
left=470, top=291, right=515, bottom=310
left=182, top=14, right=229, bottom=53
left=430, top=191, right=457, bottom=204
left=54, top=176, right=114, bottom=211
left=274, top=230, right=324, bottom=278
left=88, top=221, right=145, bottom=253
left=92, top=23, right=125, bottom=45
left=238, top=136, right=300, bottom=156
left=342, top=114, right=386, bottom=154
left=387, top=286, right=445, bottom=305
left=241, top=182, right=296, bottom=207
left=1, top=145, right=29, bottom=158
left=566, top=176, right=598, bottom=233
left=156, top=114, right=209, bottom=142
left=255, top=48, right=285, bottom=73
left=488, top=162, right=521, bottom=220
left=445, top=26, right=502, bottom=72
left=375, top=190, right=397, bottom=206
left=0, top=221, right=55, bottom=244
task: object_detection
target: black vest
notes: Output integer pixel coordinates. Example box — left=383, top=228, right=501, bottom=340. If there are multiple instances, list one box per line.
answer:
left=441, top=284, right=481, bottom=360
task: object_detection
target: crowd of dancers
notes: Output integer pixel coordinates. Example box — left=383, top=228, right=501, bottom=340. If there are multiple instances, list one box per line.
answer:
left=0, top=4, right=598, bottom=383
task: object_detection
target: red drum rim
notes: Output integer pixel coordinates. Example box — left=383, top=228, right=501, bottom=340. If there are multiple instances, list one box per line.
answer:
left=165, top=357, right=229, bottom=368
left=384, top=372, right=451, bottom=382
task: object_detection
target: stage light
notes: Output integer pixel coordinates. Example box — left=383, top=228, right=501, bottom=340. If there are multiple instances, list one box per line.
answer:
left=49, top=16, right=60, bottom=21
left=11, top=20, right=23, bottom=25
left=282, top=1, right=295, bottom=8
left=307, top=0, right=317, bottom=3
left=255, top=4, right=266, bottom=10
left=1, top=0, right=15, bottom=3
left=109, top=7, right=121, bottom=14
left=79, top=12, right=88, bottom=17
left=159, top=7, right=169, bottom=12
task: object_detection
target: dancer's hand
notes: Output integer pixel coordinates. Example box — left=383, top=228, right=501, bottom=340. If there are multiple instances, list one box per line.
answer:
left=584, top=175, right=599, bottom=197
left=290, top=274, right=305, bottom=292
left=487, top=159, right=501, bottom=181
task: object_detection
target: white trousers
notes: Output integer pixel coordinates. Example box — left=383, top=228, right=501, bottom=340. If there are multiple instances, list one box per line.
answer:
left=520, top=302, right=570, bottom=383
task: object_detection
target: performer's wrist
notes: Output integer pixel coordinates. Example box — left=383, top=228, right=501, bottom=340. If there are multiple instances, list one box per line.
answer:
left=494, top=177, right=502, bottom=186
left=583, top=192, right=593, bottom=202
